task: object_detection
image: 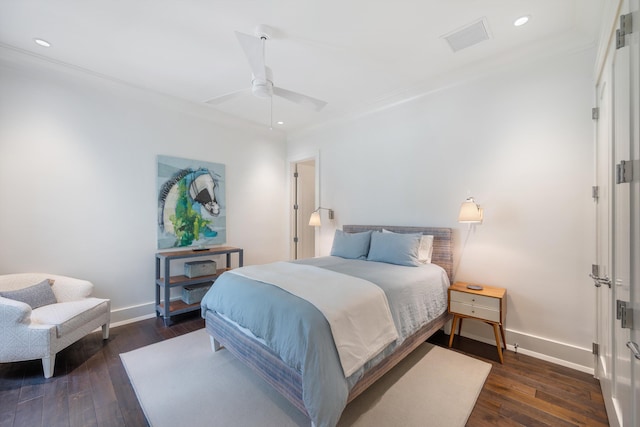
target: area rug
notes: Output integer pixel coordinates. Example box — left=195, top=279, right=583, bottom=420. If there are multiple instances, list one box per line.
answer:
left=120, top=329, right=490, bottom=427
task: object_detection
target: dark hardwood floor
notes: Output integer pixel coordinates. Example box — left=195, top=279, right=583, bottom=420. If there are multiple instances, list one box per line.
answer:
left=0, top=313, right=609, bottom=427
left=428, top=331, right=609, bottom=427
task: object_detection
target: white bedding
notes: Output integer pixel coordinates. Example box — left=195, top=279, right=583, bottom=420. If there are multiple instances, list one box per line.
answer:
left=228, top=261, right=399, bottom=377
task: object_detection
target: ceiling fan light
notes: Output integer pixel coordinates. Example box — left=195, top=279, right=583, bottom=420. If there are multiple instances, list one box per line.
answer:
left=34, top=38, right=51, bottom=47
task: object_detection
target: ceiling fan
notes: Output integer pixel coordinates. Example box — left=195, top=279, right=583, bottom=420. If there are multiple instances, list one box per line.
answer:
left=205, top=25, right=327, bottom=113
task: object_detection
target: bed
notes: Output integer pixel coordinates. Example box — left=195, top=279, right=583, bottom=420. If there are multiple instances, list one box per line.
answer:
left=201, top=225, right=453, bottom=427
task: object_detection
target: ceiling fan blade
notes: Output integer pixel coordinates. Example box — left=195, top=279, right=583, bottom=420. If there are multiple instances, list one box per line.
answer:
left=273, top=87, right=327, bottom=111
left=235, top=31, right=266, bottom=81
left=203, top=88, right=250, bottom=105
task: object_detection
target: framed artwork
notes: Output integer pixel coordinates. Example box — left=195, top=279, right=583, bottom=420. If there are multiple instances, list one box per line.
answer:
left=157, top=155, right=226, bottom=249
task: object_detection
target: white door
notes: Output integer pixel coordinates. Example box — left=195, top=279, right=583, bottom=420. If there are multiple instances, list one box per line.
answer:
left=624, top=0, right=640, bottom=424
left=612, top=19, right=632, bottom=426
left=611, top=1, right=640, bottom=425
left=629, top=2, right=640, bottom=423
left=594, top=57, right=615, bottom=421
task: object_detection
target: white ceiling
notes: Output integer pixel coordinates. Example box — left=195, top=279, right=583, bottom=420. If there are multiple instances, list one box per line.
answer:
left=0, top=0, right=604, bottom=134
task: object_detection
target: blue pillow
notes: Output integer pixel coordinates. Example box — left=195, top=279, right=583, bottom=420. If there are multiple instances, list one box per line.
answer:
left=367, top=231, right=422, bottom=267
left=330, top=230, right=372, bottom=260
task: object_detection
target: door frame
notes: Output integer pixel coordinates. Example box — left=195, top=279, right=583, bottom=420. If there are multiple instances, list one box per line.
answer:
left=594, top=63, right=615, bottom=424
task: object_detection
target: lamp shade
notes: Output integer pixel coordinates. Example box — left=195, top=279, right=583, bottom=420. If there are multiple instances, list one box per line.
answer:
left=458, top=198, right=483, bottom=223
left=309, top=211, right=322, bottom=227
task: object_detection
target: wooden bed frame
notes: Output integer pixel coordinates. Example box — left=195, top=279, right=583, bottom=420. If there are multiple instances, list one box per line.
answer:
left=205, top=225, right=453, bottom=419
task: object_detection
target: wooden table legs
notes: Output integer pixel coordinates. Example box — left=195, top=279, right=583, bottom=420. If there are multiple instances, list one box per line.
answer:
left=492, top=323, right=504, bottom=364
left=448, top=315, right=459, bottom=347
left=448, top=314, right=505, bottom=364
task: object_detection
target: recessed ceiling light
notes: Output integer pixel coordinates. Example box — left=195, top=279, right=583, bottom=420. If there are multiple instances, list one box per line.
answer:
left=277, top=121, right=284, bottom=125
left=514, top=16, right=530, bottom=27
left=34, top=38, right=51, bottom=47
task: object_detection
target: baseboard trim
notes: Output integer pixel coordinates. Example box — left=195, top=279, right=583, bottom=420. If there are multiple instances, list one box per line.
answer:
left=110, top=311, right=157, bottom=328
left=446, top=321, right=594, bottom=374
left=503, top=343, right=594, bottom=374
left=109, top=301, right=157, bottom=327
left=108, top=305, right=595, bottom=374
left=107, top=298, right=205, bottom=329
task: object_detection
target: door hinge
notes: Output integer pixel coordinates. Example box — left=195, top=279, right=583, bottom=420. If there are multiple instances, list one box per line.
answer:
left=293, top=236, right=299, bottom=243
left=293, top=204, right=298, bottom=210
left=616, top=300, right=634, bottom=329
left=592, top=107, right=599, bottom=120
left=616, top=13, right=633, bottom=49
left=616, top=160, right=633, bottom=184
left=592, top=186, right=599, bottom=201
left=293, top=172, right=299, bottom=178
left=592, top=342, right=599, bottom=356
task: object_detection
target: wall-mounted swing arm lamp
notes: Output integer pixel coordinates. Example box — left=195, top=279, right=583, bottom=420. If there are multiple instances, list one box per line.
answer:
left=456, top=196, right=483, bottom=289
left=309, top=207, right=334, bottom=227
left=458, top=197, right=483, bottom=224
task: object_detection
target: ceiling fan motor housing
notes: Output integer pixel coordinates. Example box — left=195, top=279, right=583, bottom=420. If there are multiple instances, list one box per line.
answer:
left=254, top=24, right=272, bottom=40
left=251, top=79, right=274, bottom=98
left=251, top=66, right=274, bottom=98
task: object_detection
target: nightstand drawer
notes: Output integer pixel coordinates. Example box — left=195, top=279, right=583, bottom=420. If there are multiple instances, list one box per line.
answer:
left=450, top=301, right=500, bottom=322
left=449, top=290, right=499, bottom=310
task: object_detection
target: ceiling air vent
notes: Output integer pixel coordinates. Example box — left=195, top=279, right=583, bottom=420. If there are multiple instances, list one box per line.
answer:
left=442, top=18, right=491, bottom=52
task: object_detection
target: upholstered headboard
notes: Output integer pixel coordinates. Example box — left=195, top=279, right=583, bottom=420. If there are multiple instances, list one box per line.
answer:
left=342, top=225, right=453, bottom=281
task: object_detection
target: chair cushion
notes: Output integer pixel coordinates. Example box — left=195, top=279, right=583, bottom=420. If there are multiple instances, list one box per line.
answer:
left=0, top=279, right=57, bottom=309
left=30, top=298, right=109, bottom=338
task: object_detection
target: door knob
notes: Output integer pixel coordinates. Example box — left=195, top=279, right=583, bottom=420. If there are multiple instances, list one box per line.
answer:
left=589, top=273, right=612, bottom=288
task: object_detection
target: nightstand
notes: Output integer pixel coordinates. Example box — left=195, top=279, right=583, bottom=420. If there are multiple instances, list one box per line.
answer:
left=448, top=281, right=507, bottom=363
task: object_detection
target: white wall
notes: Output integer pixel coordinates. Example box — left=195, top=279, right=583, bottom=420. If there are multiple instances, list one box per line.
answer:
left=0, top=59, right=289, bottom=323
left=288, top=47, right=597, bottom=370
left=0, top=44, right=598, bottom=369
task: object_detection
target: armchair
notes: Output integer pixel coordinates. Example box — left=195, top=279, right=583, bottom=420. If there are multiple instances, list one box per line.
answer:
left=0, top=273, right=110, bottom=378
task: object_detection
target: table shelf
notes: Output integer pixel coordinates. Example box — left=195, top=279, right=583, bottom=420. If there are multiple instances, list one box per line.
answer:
left=155, top=247, right=243, bottom=326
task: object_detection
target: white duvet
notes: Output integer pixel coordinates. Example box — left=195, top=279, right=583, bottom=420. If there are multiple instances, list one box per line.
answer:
left=228, top=261, right=399, bottom=377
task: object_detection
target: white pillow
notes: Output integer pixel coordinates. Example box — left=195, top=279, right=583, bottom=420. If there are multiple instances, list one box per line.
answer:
left=382, top=229, right=434, bottom=264
left=419, top=235, right=434, bottom=264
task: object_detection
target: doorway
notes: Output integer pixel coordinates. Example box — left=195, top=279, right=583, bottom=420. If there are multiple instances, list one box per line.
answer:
left=290, top=159, right=316, bottom=259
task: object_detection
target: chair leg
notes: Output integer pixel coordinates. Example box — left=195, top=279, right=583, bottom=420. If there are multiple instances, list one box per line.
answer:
left=102, top=323, right=110, bottom=340
left=42, top=354, right=55, bottom=378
